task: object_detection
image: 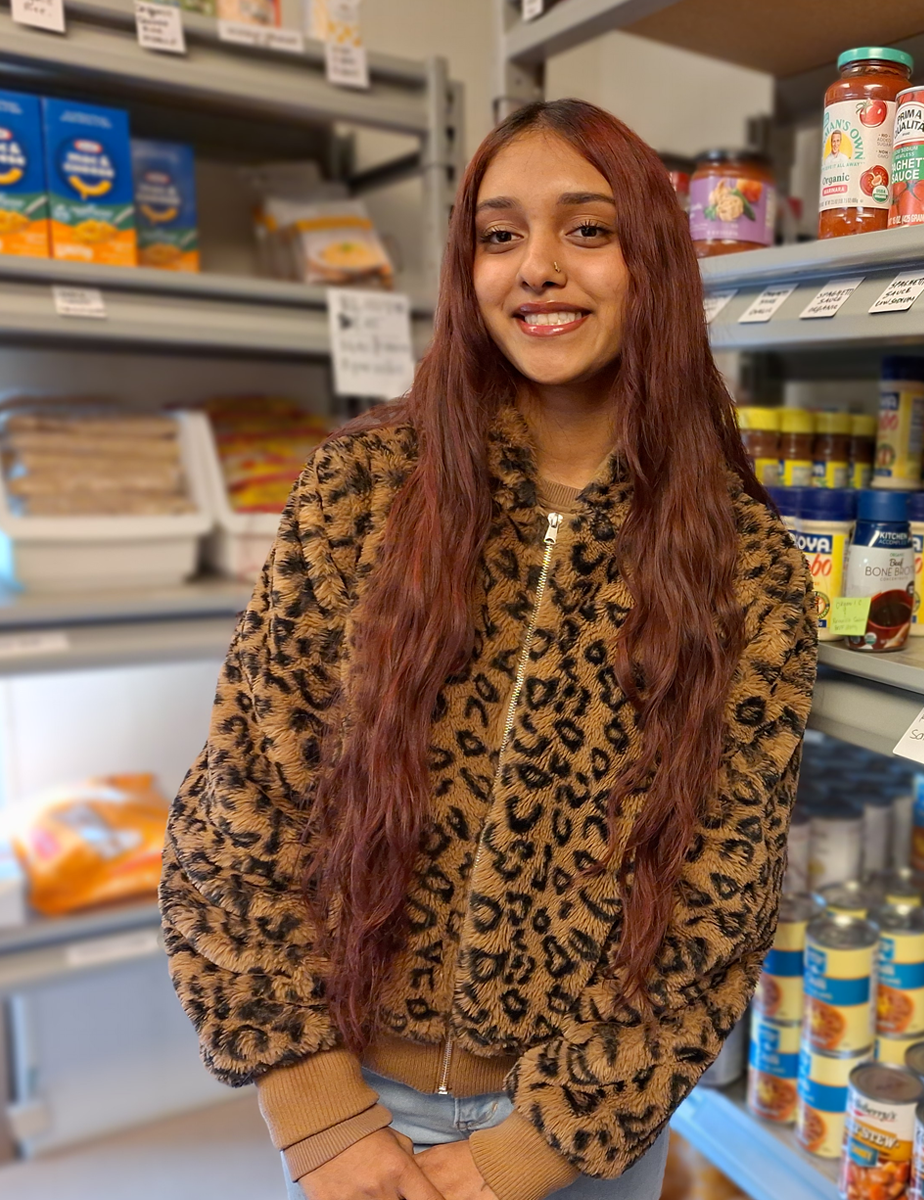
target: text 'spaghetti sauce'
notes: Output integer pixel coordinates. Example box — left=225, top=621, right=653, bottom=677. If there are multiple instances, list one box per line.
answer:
left=818, top=46, right=913, bottom=240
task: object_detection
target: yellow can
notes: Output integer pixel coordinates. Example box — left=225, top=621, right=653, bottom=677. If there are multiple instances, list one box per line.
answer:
left=797, top=1044, right=870, bottom=1158
left=815, top=880, right=882, bottom=920
left=805, top=914, right=879, bottom=1055
left=754, top=894, right=821, bottom=1024
left=875, top=905, right=924, bottom=1038
left=878, top=1033, right=924, bottom=1066
left=875, top=363, right=924, bottom=490
left=747, top=1013, right=800, bottom=1124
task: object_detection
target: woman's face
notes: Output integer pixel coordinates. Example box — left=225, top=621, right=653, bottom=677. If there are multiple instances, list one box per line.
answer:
left=473, top=132, right=630, bottom=390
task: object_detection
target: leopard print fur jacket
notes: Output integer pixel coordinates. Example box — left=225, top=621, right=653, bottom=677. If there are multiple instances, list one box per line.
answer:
left=160, top=400, right=817, bottom=1181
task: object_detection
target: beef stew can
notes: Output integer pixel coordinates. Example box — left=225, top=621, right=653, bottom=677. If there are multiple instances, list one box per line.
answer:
left=839, top=1062, right=923, bottom=1200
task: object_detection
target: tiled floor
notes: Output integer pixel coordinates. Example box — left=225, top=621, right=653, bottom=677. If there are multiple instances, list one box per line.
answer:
left=0, top=1093, right=284, bottom=1200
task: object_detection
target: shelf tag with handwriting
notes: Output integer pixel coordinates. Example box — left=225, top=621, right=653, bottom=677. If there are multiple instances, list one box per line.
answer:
left=894, top=705, right=924, bottom=765
left=11, top=0, right=65, bottom=33
left=52, top=287, right=107, bottom=320
left=703, top=290, right=737, bottom=325
left=800, top=276, right=864, bottom=319
left=218, top=21, right=305, bottom=52
left=135, top=1, right=186, bottom=53
left=869, top=270, right=924, bottom=314
left=0, top=631, right=70, bottom=659
left=523, top=0, right=544, bottom=19
left=828, top=596, right=871, bottom=637
left=328, top=288, right=414, bottom=399
left=738, top=283, right=797, bottom=324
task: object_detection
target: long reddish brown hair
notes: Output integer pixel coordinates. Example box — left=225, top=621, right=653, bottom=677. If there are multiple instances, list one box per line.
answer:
left=305, top=99, right=767, bottom=1052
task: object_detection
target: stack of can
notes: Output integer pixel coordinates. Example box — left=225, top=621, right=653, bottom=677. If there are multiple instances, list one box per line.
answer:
left=797, top=912, right=879, bottom=1157
left=875, top=905, right=924, bottom=1067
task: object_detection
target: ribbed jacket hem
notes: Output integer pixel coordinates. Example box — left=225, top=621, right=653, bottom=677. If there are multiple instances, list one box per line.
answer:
left=286, top=1104, right=393, bottom=1182
left=256, top=1048, right=376, bottom=1150
left=470, top=1112, right=580, bottom=1200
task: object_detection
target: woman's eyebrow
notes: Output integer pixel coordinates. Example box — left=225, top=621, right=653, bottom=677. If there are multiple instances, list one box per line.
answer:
left=559, top=192, right=615, bottom=206
left=475, top=196, right=517, bottom=214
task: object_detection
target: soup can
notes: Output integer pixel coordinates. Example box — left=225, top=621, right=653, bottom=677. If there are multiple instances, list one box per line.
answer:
left=890, top=87, right=924, bottom=228
left=907, top=1042, right=924, bottom=1082
left=797, top=1044, right=866, bottom=1158
left=805, top=914, right=879, bottom=1055
left=754, top=893, right=821, bottom=1023
left=913, top=1100, right=924, bottom=1200
left=747, top=1012, right=800, bottom=1124
left=880, top=1034, right=924, bottom=1066
left=839, top=1062, right=923, bottom=1200
left=816, top=880, right=884, bottom=919
left=876, top=905, right=924, bottom=1038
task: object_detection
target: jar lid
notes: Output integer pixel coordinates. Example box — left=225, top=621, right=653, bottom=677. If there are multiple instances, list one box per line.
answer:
left=857, top=488, right=910, bottom=522
left=780, top=408, right=816, bottom=434
left=837, top=46, right=914, bottom=71
left=908, top=491, right=924, bottom=521
left=766, top=485, right=805, bottom=518
left=694, top=148, right=770, bottom=168
left=851, top=414, right=878, bottom=438
left=737, top=406, right=780, bottom=431
left=801, top=488, right=856, bottom=522
left=815, top=411, right=853, bottom=436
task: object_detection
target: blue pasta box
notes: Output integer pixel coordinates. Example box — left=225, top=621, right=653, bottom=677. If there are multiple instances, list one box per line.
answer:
left=131, top=139, right=199, bottom=272
left=0, top=89, right=49, bottom=258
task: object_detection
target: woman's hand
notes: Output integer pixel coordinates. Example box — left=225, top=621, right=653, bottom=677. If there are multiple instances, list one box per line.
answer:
left=415, top=1141, right=499, bottom=1200
left=299, top=1127, right=446, bottom=1200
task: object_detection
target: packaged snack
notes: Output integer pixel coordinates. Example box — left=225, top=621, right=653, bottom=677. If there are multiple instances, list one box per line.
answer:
left=42, top=97, right=136, bottom=266
left=9, top=774, right=169, bottom=915
left=292, top=200, right=393, bottom=287
left=0, top=89, right=49, bottom=259
left=131, top=139, right=199, bottom=272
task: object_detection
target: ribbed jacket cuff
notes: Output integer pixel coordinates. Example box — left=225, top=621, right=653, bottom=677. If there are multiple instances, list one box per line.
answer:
left=256, top=1048, right=379, bottom=1150
left=469, top=1111, right=580, bottom=1200
left=286, top=1104, right=393, bottom=1182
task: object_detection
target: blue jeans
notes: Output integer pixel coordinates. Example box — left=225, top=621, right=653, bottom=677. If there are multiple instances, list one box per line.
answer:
left=283, top=1067, right=669, bottom=1199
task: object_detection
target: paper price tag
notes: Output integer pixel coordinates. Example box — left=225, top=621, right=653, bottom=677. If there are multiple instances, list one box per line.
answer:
left=135, top=1, right=186, bottom=53
left=894, top=704, right=924, bottom=765
left=828, top=596, right=871, bottom=637
left=869, top=270, right=924, bottom=314
left=800, top=276, right=864, bottom=320
left=0, top=631, right=70, bottom=659
left=53, top=287, right=107, bottom=319
left=218, top=21, right=305, bottom=52
left=738, top=284, right=797, bottom=324
left=523, top=0, right=544, bottom=19
left=328, top=288, right=415, bottom=399
left=66, top=930, right=162, bottom=969
left=703, top=290, right=737, bottom=325
left=11, top=0, right=64, bottom=33
left=325, top=41, right=369, bottom=88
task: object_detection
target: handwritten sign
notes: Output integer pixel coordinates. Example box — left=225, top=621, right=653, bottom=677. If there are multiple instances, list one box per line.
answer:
left=218, top=21, right=305, bottom=52
left=703, top=290, right=737, bottom=325
left=894, top=704, right=924, bottom=765
left=135, top=1, right=186, bottom=53
left=738, top=284, right=797, bottom=324
left=53, top=287, right=107, bottom=319
left=328, top=288, right=414, bottom=399
left=11, top=0, right=64, bottom=33
left=523, top=0, right=544, bottom=18
left=800, top=277, right=864, bottom=319
left=828, top=596, right=871, bottom=637
left=869, top=271, right=924, bottom=314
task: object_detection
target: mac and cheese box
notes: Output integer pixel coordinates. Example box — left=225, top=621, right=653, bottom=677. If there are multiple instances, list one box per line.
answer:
left=0, top=89, right=49, bottom=259
left=131, top=139, right=199, bottom=272
left=41, top=97, right=136, bottom=266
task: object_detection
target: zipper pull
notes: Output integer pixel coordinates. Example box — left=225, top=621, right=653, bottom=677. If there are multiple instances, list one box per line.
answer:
left=544, top=512, right=562, bottom=544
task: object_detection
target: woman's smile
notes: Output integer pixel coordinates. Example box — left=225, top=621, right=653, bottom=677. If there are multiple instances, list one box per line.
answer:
left=514, top=303, right=591, bottom=336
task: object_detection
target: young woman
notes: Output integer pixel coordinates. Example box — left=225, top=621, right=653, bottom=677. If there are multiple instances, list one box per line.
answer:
left=160, top=99, right=817, bottom=1200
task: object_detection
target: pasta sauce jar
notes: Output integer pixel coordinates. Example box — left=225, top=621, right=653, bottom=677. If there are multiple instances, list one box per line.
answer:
left=690, top=150, right=777, bottom=256
left=819, top=46, right=913, bottom=239
left=891, top=87, right=924, bottom=227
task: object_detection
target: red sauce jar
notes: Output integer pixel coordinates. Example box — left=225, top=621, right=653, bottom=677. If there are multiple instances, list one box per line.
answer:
left=690, top=150, right=777, bottom=257
left=818, top=46, right=913, bottom=239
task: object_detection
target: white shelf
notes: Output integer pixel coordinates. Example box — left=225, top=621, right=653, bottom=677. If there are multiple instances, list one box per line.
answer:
left=673, top=1084, right=838, bottom=1200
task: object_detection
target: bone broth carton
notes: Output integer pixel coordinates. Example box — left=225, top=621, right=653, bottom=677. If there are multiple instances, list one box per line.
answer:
left=0, top=89, right=49, bottom=258
left=131, top=139, right=199, bottom=272
left=42, top=98, right=136, bottom=266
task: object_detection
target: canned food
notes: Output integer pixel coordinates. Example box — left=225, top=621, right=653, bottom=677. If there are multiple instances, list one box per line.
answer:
left=876, top=906, right=924, bottom=1037
left=798, top=1044, right=868, bottom=1158
left=867, top=868, right=924, bottom=910
left=913, top=1100, right=924, bottom=1200
left=817, top=881, right=884, bottom=919
left=907, top=1042, right=924, bottom=1081
left=805, top=914, right=880, bottom=1054
left=879, top=1033, right=924, bottom=1066
left=747, top=1013, right=800, bottom=1124
left=810, top=804, right=864, bottom=890
left=755, top=894, right=821, bottom=1023
left=890, top=87, right=924, bottom=229
left=865, top=795, right=895, bottom=876
left=895, top=793, right=915, bottom=872
left=839, top=1062, right=923, bottom=1200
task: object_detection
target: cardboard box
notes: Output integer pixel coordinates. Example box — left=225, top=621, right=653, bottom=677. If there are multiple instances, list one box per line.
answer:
left=0, top=89, right=49, bottom=259
left=42, top=97, right=136, bottom=266
left=131, top=139, right=199, bottom=272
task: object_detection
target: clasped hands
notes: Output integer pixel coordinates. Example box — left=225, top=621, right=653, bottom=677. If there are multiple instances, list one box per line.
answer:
left=301, top=1126, right=499, bottom=1200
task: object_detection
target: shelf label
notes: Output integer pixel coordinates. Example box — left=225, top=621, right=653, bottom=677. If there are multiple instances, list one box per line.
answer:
left=328, top=288, right=414, bottom=399
left=135, top=1, right=186, bottom=54
left=11, top=0, right=65, bottom=33
left=869, top=270, right=924, bottom=314
left=738, top=283, right=797, bottom=324
left=321, top=0, right=368, bottom=89
left=800, top=276, right=864, bottom=320
left=523, top=0, right=544, bottom=19
left=66, top=930, right=162, bottom=969
left=828, top=596, right=871, bottom=637
left=52, top=286, right=107, bottom=320
left=0, top=631, right=70, bottom=659
left=894, top=704, right=924, bottom=765
left=218, top=21, right=305, bottom=52
left=703, top=289, right=737, bottom=325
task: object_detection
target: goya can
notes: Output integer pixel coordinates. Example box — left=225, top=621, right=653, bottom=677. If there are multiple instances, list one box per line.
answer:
left=747, top=1012, right=800, bottom=1124
left=875, top=360, right=924, bottom=492
left=754, top=894, right=821, bottom=1023
left=816, top=880, right=884, bottom=920
left=879, top=1034, right=924, bottom=1066
left=839, top=1062, right=923, bottom=1200
left=876, top=905, right=924, bottom=1038
left=890, top=87, right=924, bottom=228
left=798, top=1044, right=866, bottom=1158
left=805, top=914, right=879, bottom=1055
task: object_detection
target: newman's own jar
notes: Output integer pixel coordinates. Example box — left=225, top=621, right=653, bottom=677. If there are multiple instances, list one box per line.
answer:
left=818, top=46, right=913, bottom=239
left=690, top=150, right=777, bottom=257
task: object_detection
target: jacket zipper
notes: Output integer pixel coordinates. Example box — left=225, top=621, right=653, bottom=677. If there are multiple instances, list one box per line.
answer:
left=436, top=511, right=563, bottom=1095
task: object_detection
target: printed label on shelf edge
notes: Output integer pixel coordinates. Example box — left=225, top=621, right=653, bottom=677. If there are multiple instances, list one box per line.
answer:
left=10, top=0, right=65, bottom=33
left=217, top=21, right=305, bottom=52
left=703, top=289, right=737, bottom=324
left=325, top=41, right=369, bottom=88
left=135, top=1, right=187, bottom=54
left=328, top=288, right=414, bottom=399
left=52, top=286, right=107, bottom=320
left=523, top=0, right=544, bottom=19
left=0, top=631, right=70, bottom=659
left=869, top=270, right=924, bottom=314
left=738, top=283, right=797, bottom=324
left=66, top=930, right=162, bottom=969
left=800, top=276, right=864, bottom=320
left=894, top=704, right=924, bottom=765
